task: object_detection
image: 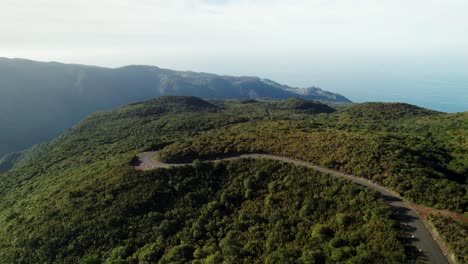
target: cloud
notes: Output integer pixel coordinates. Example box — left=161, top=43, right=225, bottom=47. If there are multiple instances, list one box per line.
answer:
left=1, top=0, right=467, bottom=65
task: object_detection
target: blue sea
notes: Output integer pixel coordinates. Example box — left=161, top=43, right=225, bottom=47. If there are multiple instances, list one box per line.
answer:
left=316, top=71, right=468, bottom=113
left=265, top=54, right=468, bottom=113
left=172, top=53, right=468, bottom=113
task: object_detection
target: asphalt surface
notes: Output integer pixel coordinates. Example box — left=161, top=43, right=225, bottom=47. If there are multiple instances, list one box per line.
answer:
left=136, top=151, right=449, bottom=264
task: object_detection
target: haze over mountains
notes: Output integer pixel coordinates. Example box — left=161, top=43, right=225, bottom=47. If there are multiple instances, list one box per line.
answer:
left=0, top=57, right=350, bottom=157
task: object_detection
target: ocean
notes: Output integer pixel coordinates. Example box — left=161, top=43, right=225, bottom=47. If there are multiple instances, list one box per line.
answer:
left=224, top=53, right=468, bottom=113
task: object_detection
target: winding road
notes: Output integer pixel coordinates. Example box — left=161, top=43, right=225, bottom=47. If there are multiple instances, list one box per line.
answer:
left=135, top=151, right=449, bottom=264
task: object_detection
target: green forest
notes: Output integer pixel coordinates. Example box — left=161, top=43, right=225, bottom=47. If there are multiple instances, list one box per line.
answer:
left=0, top=96, right=466, bottom=263
left=428, top=214, right=468, bottom=263
left=158, top=108, right=468, bottom=213
left=2, top=159, right=416, bottom=263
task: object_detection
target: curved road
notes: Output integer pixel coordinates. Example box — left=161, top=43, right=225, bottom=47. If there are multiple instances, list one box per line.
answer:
left=135, top=151, right=449, bottom=264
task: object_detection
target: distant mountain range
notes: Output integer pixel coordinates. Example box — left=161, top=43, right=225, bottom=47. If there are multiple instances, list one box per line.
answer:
left=0, top=57, right=350, bottom=157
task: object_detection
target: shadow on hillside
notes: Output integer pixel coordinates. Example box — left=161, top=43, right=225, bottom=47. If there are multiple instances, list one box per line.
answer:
left=130, top=156, right=142, bottom=167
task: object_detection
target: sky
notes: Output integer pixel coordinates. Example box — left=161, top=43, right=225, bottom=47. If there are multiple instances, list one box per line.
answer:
left=1, top=0, right=467, bottom=111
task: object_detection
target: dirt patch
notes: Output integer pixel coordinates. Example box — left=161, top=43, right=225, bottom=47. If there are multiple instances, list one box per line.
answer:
left=411, top=203, right=468, bottom=224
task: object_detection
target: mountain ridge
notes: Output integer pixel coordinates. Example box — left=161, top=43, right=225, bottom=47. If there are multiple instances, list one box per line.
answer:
left=0, top=57, right=350, bottom=101
left=0, top=57, right=350, bottom=157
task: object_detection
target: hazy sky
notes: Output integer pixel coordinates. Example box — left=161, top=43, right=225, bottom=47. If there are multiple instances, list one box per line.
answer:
left=2, top=0, right=468, bottom=64
left=1, top=0, right=467, bottom=111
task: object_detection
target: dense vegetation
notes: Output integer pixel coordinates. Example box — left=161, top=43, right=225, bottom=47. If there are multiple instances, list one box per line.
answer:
left=0, top=96, right=465, bottom=262
left=0, top=143, right=49, bottom=173
left=0, top=96, right=352, bottom=263
left=0, top=57, right=349, bottom=156
left=315, top=103, right=467, bottom=176
left=158, top=104, right=468, bottom=213
left=429, top=214, right=468, bottom=263
left=1, top=159, right=415, bottom=263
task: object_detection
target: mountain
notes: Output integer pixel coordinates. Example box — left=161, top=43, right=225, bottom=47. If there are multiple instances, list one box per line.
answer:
left=0, top=96, right=466, bottom=263
left=0, top=97, right=465, bottom=262
left=0, top=97, right=421, bottom=263
left=0, top=57, right=350, bottom=157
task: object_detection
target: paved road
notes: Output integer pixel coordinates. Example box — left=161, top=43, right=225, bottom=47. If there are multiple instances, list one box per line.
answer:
left=135, top=151, right=449, bottom=264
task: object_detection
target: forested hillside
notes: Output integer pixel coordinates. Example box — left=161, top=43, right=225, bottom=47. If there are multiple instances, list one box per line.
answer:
left=0, top=96, right=350, bottom=262
left=428, top=214, right=468, bottom=263
left=1, top=159, right=414, bottom=263
left=0, top=96, right=465, bottom=263
left=0, top=57, right=350, bottom=157
left=158, top=103, right=468, bottom=213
